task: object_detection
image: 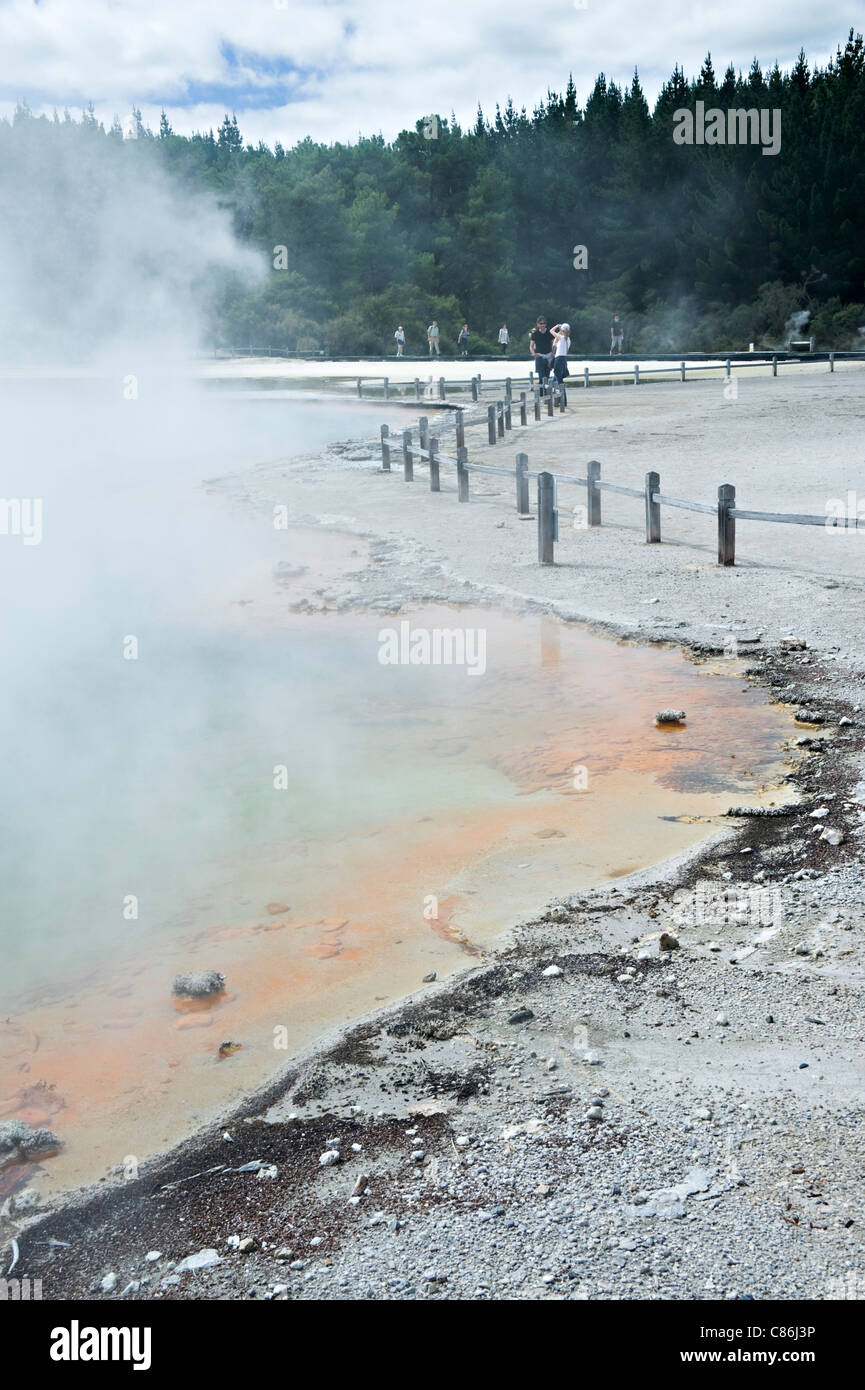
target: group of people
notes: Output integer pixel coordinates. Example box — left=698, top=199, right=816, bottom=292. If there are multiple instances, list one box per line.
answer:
left=392, top=315, right=626, bottom=368
left=393, top=321, right=472, bottom=356
left=396, top=321, right=522, bottom=356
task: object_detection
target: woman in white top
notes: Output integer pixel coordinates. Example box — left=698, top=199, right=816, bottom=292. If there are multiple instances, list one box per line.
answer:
left=550, top=322, right=570, bottom=383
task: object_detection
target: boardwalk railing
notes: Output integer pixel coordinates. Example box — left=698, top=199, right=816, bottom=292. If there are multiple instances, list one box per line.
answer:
left=355, top=351, right=861, bottom=399
left=378, top=412, right=853, bottom=568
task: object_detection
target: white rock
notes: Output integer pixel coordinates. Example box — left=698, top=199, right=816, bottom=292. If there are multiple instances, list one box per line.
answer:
left=144, top=1251, right=162, bottom=1262
left=820, top=827, right=844, bottom=845
left=175, top=1248, right=220, bottom=1273
left=716, top=1012, right=729, bottom=1026
left=100, top=1272, right=117, bottom=1294
left=319, top=1150, right=340, bottom=1167
left=542, top=965, right=563, bottom=977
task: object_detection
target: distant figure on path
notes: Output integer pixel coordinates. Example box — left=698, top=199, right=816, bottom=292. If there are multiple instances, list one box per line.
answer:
left=551, top=322, right=571, bottom=384
left=610, top=314, right=624, bottom=355
left=394, top=325, right=405, bottom=357
left=458, top=323, right=470, bottom=356
left=498, top=324, right=509, bottom=353
left=427, top=321, right=440, bottom=355
left=529, top=315, right=554, bottom=395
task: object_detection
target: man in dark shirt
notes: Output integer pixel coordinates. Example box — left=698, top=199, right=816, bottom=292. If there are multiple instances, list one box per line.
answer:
left=610, top=315, right=624, bottom=354
left=530, top=316, right=554, bottom=394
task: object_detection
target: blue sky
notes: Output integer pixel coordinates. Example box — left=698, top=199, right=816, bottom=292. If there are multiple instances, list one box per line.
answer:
left=0, top=0, right=857, bottom=147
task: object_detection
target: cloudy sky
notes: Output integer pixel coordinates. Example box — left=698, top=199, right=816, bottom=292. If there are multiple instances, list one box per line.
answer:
left=0, top=0, right=857, bottom=147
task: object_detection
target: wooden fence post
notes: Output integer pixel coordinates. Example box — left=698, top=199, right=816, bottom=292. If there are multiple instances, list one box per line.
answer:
left=718, top=483, right=736, bottom=566
left=471, top=377, right=479, bottom=401
left=505, top=377, right=512, bottom=405
left=357, top=377, right=363, bottom=397
left=457, top=445, right=470, bottom=502
left=414, top=378, right=421, bottom=401
left=829, top=352, right=835, bottom=373
left=402, top=428, right=413, bottom=481
left=634, top=365, right=640, bottom=386
left=380, top=423, right=391, bottom=471
left=645, top=470, right=661, bottom=543
left=428, top=438, right=440, bottom=492
left=488, top=405, right=497, bottom=444
left=546, top=390, right=554, bottom=417
left=504, top=396, right=512, bottom=430
left=587, top=460, right=602, bottom=527
left=772, top=356, right=778, bottom=377
left=725, top=359, right=731, bottom=377
left=497, top=401, right=505, bottom=438
left=438, top=377, right=446, bottom=400
left=384, top=377, right=390, bottom=400
left=515, top=453, right=530, bottom=516
left=584, top=367, right=590, bottom=389
left=455, top=408, right=465, bottom=450
left=538, top=472, right=556, bottom=564
left=680, top=361, right=686, bottom=382
left=519, top=391, right=527, bottom=426
left=534, top=388, right=541, bottom=421
left=418, top=416, right=429, bottom=452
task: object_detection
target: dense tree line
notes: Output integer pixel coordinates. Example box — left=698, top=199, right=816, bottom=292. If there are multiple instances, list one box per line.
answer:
left=4, top=31, right=865, bottom=355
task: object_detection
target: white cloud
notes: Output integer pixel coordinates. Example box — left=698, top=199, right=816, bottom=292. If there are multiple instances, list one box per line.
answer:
left=0, top=0, right=854, bottom=147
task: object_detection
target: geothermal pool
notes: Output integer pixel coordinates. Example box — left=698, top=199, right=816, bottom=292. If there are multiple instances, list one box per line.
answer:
left=0, top=382, right=796, bottom=1195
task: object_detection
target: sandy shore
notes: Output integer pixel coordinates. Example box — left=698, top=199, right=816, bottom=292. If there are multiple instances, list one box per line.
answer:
left=6, top=365, right=865, bottom=1302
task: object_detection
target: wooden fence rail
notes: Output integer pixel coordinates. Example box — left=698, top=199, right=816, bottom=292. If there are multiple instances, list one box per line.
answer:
left=378, top=411, right=849, bottom=568
left=354, top=351, right=862, bottom=399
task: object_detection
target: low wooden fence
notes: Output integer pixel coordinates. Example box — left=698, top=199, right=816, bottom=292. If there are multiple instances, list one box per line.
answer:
left=380, top=381, right=565, bottom=462
left=355, top=352, right=860, bottom=400
left=356, top=372, right=536, bottom=402
left=377, top=411, right=856, bottom=567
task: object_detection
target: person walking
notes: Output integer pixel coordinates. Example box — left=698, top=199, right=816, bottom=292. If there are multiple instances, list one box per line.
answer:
left=427, top=320, right=441, bottom=355
left=529, top=315, right=554, bottom=395
left=458, top=323, right=470, bottom=356
left=610, top=314, right=624, bottom=355
left=394, top=325, right=405, bottom=357
left=498, top=324, right=509, bottom=354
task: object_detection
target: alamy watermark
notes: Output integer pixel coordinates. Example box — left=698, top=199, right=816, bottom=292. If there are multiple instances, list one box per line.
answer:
left=825, top=492, right=865, bottom=531
left=672, top=880, right=784, bottom=931
left=673, top=103, right=781, bottom=157
left=0, top=1276, right=43, bottom=1300
left=378, top=620, right=486, bottom=675
left=0, top=497, right=42, bottom=545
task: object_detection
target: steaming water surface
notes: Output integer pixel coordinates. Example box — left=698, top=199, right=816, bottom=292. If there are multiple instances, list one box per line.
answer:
left=0, top=380, right=796, bottom=1194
